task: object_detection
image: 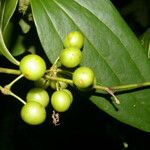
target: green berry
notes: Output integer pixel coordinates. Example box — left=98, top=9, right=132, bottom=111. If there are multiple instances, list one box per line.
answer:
left=21, top=101, right=46, bottom=125
left=62, top=89, right=73, bottom=104
left=73, top=67, right=94, bottom=89
left=34, top=78, right=50, bottom=89
left=19, top=54, right=46, bottom=81
left=51, top=90, right=72, bottom=112
left=60, top=47, right=82, bottom=68
left=26, top=88, right=50, bottom=107
left=63, top=31, right=84, bottom=49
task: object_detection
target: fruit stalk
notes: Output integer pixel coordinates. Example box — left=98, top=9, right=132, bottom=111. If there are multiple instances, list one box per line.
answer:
left=0, top=67, right=21, bottom=75
left=0, top=85, right=26, bottom=105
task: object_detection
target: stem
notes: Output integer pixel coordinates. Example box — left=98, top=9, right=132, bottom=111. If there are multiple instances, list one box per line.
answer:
left=57, top=68, right=73, bottom=76
left=7, top=74, right=24, bottom=88
left=94, top=85, right=120, bottom=104
left=53, top=57, right=60, bottom=66
left=94, top=82, right=150, bottom=93
left=0, top=85, right=26, bottom=105
left=110, top=82, right=150, bottom=91
left=94, top=82, right=150, bottom=104
left=9, top=91, right=26, bottom=105
left=46, top=74, right=150, bottom=104
left=0, top=67, right=21, bottom=75
left=46, top=76, right=120, bottom=104
left=93, top=85, right=108, bottom=92
left=45, top=75, right=73, bottom=85
left=0, top=74, right=24, bottom=95
left=57, top=68, right=73, bottom=74
left=48, top=57, right=60, bottom=71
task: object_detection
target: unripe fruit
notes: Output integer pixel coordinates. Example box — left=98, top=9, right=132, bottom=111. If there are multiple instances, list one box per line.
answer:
left=60, top=47, right=82, bottom=68
left=34, top=78, right=50, bottom=89
left=51, top=90, right=72, bottom=112
left=62, top=89, right=73, bottom=104
left=26, top=88, right=50, bottom=107
left=63, top=31, right=84, bottom=49
left=21, top=101, right=46, bottom=125
left=19, top=54, right=46, bottom=81
left=73, top=67, right=94, bottom=89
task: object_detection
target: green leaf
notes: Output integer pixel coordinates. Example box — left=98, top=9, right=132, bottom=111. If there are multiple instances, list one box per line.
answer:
left=30, top=0, right=150, bottom=132
left=140, top=28, right=150, bottom=58
left=0, top=0, right=19, bottom=65
left=10, top=34, right=27, bottom=56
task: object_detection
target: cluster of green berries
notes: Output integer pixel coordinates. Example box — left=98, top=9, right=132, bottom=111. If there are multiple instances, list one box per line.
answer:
left=19, top=31, right=95, bottom=125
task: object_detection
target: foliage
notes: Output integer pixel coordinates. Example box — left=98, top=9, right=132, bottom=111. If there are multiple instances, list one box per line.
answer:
left=0, top=0, right=150, bottom=133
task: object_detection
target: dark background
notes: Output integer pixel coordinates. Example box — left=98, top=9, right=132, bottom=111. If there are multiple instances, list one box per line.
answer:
left=0, top=0, right=150, bottom=150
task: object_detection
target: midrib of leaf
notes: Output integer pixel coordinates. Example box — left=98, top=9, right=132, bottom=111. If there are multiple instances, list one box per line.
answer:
left=53, top=0, right=146, bottom=82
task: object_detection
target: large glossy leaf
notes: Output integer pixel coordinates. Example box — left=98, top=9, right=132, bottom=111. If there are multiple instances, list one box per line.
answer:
left=30, top=0, right=150, bottom=132
left=140, top=28, right=150, bottom=58
left=0, top=0, right=19, bottom=65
